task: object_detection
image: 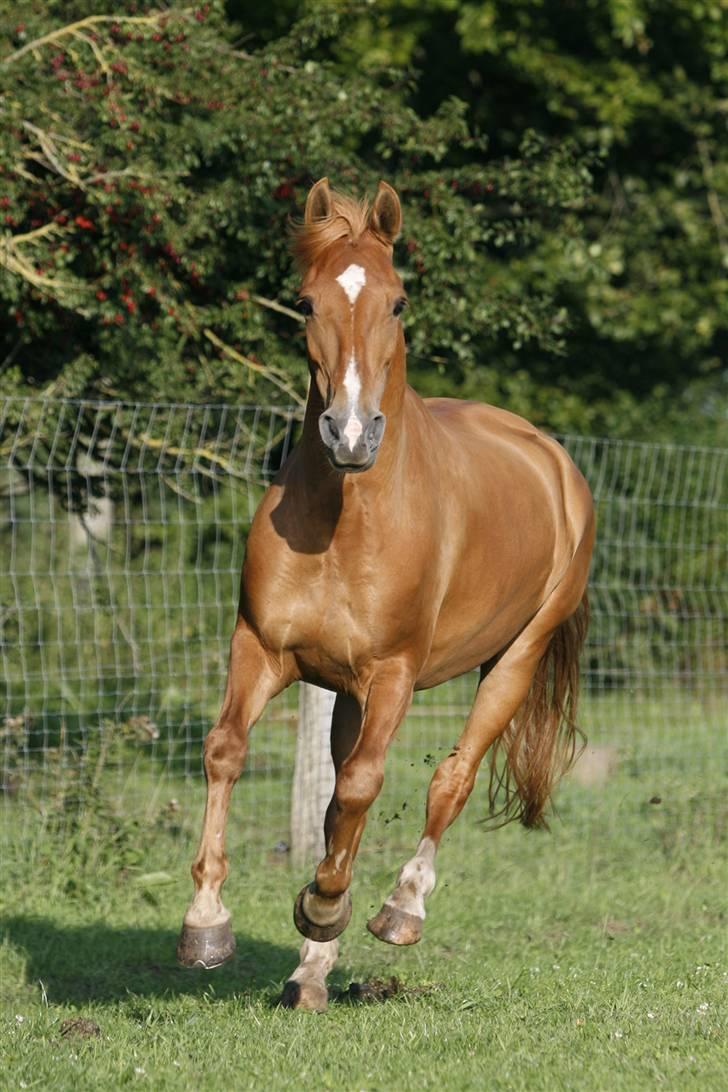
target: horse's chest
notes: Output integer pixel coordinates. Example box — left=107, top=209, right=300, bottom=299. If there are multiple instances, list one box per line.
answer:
left=243, top=534, right=426, bottom=670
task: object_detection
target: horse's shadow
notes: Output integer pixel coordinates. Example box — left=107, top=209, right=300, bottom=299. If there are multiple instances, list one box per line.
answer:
left=1, top=916, right=309, bottom=1006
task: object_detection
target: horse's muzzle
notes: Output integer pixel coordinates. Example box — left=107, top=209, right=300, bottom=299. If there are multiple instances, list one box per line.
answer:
left=319, top=410, right=386, bottom=472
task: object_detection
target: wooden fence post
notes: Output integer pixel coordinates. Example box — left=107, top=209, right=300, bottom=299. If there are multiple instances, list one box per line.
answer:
left=290, top=684, right=336, bottom=867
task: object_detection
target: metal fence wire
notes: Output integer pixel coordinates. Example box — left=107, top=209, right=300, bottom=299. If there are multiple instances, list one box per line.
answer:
left=1, top=397, right=726, bottom=860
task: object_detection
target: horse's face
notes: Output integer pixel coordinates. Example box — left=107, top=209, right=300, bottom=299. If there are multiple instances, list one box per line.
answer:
left=297, top=181, right=406, bottom=473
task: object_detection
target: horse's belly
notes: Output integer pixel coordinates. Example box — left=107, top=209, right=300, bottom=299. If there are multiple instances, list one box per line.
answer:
left=415, top=549, right=552, bottom=689
left=415, top=605, right=528, bottom=689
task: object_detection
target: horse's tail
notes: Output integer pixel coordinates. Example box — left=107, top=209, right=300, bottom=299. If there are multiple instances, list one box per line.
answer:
left=487, top=592, right=589, bottom=829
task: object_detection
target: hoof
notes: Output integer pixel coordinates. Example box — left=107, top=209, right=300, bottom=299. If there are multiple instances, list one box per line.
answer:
left=367, top=904, right=423, bottom=946
left=293, top=884, right=352, bottom=942
left=279, top=979, right=329, bottom=1013
left=176, top=919, right=235, bottom=969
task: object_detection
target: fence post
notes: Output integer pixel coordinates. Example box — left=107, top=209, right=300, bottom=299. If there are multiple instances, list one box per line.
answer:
left=290, top=683, right=336, bottom=867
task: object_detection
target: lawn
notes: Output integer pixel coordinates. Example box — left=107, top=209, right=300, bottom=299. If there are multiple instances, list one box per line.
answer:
left=1, top=700, right=726, bottom=1092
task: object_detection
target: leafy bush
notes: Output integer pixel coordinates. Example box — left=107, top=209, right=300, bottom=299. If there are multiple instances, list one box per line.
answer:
left=2, top=2, right=599, bottom=431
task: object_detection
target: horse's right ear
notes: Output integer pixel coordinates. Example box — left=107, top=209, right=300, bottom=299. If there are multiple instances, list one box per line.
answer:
left=304, top=178, right=333, bottom=224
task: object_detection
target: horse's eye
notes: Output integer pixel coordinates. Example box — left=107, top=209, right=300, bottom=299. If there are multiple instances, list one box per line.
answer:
left=296, top=297, right=313, bottom=317
left=393, top=297, right=408, bottom=317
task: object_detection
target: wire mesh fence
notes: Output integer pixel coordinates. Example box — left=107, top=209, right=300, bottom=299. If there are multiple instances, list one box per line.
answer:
left=1, top=397, right=726, bottom=864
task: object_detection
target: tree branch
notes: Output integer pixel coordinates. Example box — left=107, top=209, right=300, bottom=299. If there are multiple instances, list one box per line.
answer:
left=202, top=329, right=305, bottom=406
left=252, top=294, right=305, bottom=324
left=2, top=10, right=194, bottom=66
left=697, top=138, right=727, bottom=258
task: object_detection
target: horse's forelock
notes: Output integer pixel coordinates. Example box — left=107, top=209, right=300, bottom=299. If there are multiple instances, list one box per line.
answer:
left=291, top=191, right=371, bottom=273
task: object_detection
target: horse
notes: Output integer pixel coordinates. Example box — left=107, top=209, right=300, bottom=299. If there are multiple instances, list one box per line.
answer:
left=177, top=178, right=595, bottom=1011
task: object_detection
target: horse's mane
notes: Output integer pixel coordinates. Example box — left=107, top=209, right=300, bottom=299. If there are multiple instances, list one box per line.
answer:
left=291, top=190, right=371, bottom=272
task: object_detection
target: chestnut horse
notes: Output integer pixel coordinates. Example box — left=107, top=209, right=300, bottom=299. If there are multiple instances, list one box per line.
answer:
left=177, top=179, right=595, bottom=1011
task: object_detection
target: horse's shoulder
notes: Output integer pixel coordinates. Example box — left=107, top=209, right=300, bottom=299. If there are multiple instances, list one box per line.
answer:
left=421, top=396, right=542, bottom=445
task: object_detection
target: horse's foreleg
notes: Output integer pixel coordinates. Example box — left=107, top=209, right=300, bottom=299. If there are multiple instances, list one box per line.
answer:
left=281, top=693, right=360, bottom=1010
left=280, top=939, right=340, bottom=1012
left=177, top=618, right=291, bottom=968
left=293, top=663, right=414, bottom=942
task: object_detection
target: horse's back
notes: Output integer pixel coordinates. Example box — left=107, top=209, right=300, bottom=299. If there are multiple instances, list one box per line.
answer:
left=405, top=394, right=594, bottom=686
left=422, top=394, right=592, bottom=536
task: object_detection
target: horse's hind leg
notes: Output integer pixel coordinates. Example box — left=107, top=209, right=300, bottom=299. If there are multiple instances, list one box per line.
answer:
left=177, top=618, right=292, bottom=968
left=281, top=693, right=360, bottom=1010
left=365, top=655, right=534, bottom=947
left=368, top=578, right=590, bottom=946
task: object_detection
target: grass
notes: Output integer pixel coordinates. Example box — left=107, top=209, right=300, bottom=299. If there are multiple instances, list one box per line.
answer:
left=1, top=704, right=727, bottom=1092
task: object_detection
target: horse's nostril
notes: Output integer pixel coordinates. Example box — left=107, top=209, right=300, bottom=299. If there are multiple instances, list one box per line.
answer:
left=366, top=412, right=386, bottom=449
left=319, top=412, right=340, bottom=447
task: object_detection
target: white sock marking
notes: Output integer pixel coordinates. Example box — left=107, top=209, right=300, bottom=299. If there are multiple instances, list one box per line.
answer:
left=287, top=939, right=339, bottom=986
left=384, top=837, right=437, bottom=919
left=336, top=263, right=366, bottom=306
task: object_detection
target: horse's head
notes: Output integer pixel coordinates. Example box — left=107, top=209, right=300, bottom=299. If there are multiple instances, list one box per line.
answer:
left=294, top=179, right=407, bottom=473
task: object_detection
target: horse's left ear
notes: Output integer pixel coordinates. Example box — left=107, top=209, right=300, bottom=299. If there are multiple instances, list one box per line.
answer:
left=369, top=181, right=402, bottom=245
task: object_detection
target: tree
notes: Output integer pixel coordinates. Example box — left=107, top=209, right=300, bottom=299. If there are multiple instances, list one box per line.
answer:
left=326, top=0, right=728, bottom=442
left=2, top=1, right=725, bottom=445
left=1, top=1, right=594, bottom=442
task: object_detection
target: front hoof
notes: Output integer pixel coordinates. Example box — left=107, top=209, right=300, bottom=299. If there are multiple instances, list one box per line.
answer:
left=293, top=884, right=352, bottom=942
left=279, top=979, right=329, bottom=1013
left=367, top=903, right=423, bottom=946
left=176, top=919, right=236, bottom=968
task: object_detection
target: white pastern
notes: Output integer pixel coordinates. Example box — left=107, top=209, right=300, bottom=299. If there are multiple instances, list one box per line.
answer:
left=343, top=354, right=363, bottom=450
left=384, top=837, right=437, bottom=920
left=336, top=263, right=366, bottom=306
left=184, top=888, right=229, bottom=928
left=288, top=938, right=339, bottom=985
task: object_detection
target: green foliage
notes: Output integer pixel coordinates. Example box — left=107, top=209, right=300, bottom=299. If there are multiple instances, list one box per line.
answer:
left=0, top=3, right=591, bottom=430
left=1, top=1, right=725, bottom=442
left=331, top=0, right=728, bottom=441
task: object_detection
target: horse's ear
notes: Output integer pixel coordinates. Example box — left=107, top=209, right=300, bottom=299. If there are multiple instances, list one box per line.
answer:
left=304, top=178, right=333, bottom=224
left=369, top=181, right=402, bottom=245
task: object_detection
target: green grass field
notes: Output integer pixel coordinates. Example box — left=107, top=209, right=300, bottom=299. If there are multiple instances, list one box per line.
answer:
left=1, top=694, right=726, bottom=1091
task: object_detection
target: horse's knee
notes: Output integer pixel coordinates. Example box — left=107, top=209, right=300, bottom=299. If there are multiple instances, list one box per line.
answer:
left=203, top=722, right=247, bottom=781
left=335, top=757, right=384, bottom=813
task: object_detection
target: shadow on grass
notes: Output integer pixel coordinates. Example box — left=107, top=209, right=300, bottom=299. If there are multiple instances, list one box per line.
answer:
left=1, top=916, right=304, bottom=1006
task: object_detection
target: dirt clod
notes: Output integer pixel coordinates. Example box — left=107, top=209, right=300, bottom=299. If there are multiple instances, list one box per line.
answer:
left=337, top=977, right=440, bottom=1004
left=59, top=1017, right=102, bottom=1039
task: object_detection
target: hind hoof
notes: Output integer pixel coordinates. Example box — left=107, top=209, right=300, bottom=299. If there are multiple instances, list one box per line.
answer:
left=176, top=920, right=235, bottom=968
left=280, top=979, right=329, bottom=1013
left=367, top=904, right=423, bottom=946
left=293, top=884, right=352, bottom=942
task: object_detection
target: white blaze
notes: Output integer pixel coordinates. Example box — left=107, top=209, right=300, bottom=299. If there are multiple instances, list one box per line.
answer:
left=342, top=354, right=363, bottom=450
left=336, top=263, right=366, bottom=306
left=335, top=265, right=366, bottom=451
left=343, top=354, right=361, bottom=403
